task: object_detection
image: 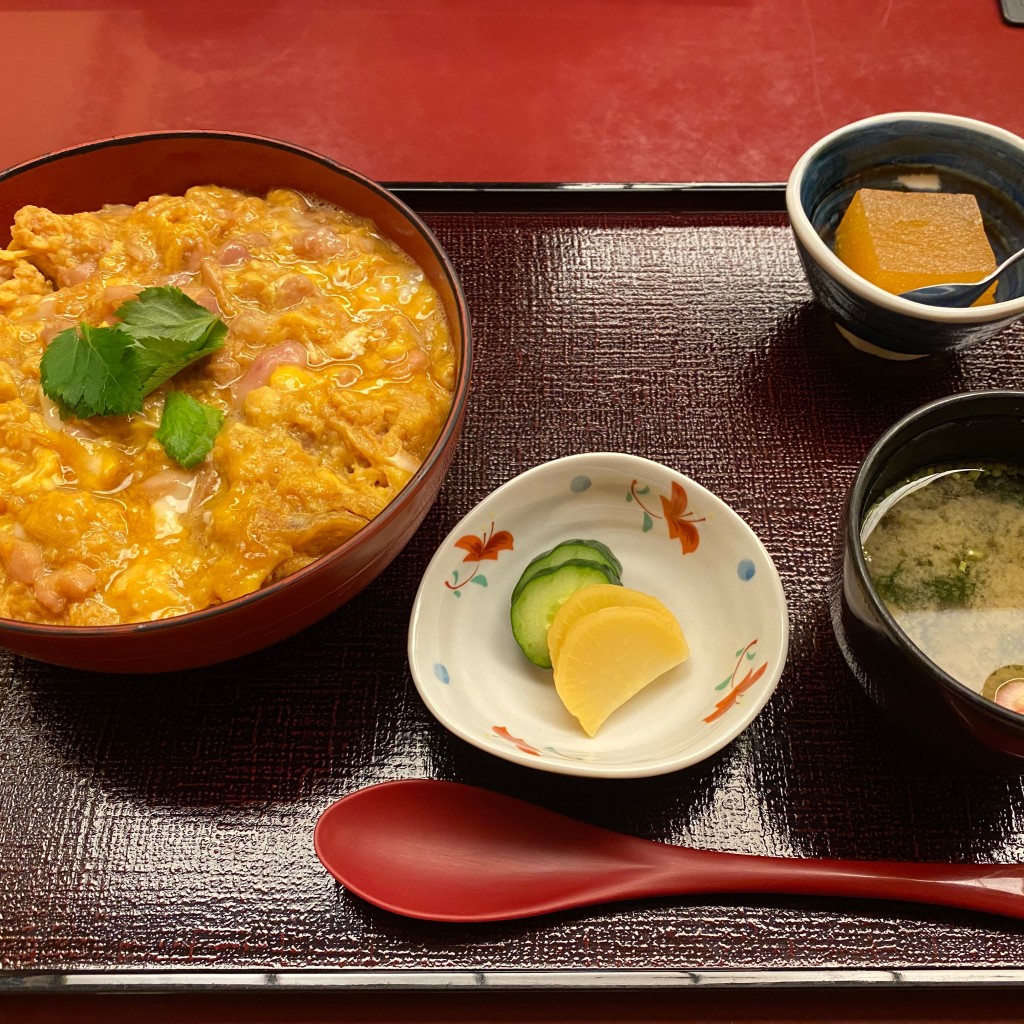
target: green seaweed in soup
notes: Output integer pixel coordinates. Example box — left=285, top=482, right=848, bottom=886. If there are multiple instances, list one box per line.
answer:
left=862, top=463, right=1024, bottom=714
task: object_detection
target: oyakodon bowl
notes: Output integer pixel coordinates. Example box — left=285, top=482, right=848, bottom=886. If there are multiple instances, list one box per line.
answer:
left=0, top=132, right=471, bottom=673
left=832, top=390, right=1024, bottom=770
left=786, top=112, right=1024, bottom=359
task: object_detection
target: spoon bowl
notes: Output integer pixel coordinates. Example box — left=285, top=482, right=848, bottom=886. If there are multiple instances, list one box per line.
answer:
left=901, top=244, right=1024, bottom=307
left=314, top=779, right=1024, bottom=923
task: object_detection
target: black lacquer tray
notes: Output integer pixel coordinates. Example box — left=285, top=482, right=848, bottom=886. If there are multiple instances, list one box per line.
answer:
left=3, top=185, right=1024, bottom=994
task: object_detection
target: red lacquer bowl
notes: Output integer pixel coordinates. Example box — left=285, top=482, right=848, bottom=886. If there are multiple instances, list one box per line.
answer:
left=0, top=132, right=471, bottom=673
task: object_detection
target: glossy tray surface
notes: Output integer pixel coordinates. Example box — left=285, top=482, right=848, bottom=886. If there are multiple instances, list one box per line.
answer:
left=3, top=198, right=1024, bottom=986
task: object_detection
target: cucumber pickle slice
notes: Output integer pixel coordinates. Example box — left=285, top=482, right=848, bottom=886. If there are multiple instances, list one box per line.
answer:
left=510, top=558, right=621, bottom=668
left=510, top=539, right=623, bottom=605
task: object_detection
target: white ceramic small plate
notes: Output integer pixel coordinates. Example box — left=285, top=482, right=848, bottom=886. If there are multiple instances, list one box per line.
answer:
left=408, top=453, right=790, bottom=778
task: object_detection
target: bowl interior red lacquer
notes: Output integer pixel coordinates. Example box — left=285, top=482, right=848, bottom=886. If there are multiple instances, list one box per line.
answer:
left=0, top=132, right=471, bottom=673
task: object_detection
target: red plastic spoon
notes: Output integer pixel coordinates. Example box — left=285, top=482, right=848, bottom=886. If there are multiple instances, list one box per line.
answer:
left=313, top=779, right=1024, bottom=923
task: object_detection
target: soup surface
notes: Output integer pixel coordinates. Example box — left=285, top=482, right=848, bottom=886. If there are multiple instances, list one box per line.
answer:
left=862, top=464, right=1024, bottom=711
left=0, top=186, right=455, bottom=625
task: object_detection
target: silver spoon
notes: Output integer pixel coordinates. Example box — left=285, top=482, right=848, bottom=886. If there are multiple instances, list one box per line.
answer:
left=900, top=245, right=1024, bottom=307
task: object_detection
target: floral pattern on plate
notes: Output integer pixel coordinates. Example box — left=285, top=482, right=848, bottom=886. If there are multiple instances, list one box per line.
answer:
left=705, top=639, right=767, bottom=723
left=627, top=478, right=704, bottom=554
left=444, top=522, right=514, bottom=595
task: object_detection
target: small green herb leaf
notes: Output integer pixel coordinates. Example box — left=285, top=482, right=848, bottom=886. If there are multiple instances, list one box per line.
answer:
left=133, top=331, right=226, bottom=395
left=115, top=286, right=228, bottom=346
left=116, top=287, right=226, bottom=393
left=40, top=324, right=144, bottom=418
left=154, top=391, right=224, bottom=469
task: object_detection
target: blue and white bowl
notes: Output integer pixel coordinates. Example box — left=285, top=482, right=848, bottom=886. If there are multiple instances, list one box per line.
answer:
left=786, top=112, right=1024, bottom=359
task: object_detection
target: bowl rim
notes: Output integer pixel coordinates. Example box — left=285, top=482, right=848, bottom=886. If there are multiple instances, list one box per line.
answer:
left=786, top=111, right=1024, bottom=324
left=0, top=129, right=473, bottom=641
left=847, top=388, right=1024, bottom=730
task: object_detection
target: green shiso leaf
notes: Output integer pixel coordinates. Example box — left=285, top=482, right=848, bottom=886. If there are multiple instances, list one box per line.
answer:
left=154, top=390, right=225, bottom=469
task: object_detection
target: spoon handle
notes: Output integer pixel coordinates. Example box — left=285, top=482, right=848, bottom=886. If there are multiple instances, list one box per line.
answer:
left=642, top=847, right=1024, bottom=920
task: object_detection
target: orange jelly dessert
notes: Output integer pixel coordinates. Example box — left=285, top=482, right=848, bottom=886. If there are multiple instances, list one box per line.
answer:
left=834, top=188, right=997, bottom=304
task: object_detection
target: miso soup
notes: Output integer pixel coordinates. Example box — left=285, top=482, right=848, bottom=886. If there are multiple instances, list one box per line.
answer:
left=862, top=463, right=1024, bottom=714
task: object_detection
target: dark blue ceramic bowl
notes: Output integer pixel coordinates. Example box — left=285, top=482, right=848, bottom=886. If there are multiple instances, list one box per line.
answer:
left=787, top=113, right=1024, bottom=359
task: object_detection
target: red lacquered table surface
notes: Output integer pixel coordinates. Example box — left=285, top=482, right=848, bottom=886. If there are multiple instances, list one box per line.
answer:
left=4, top=4, right=1024, bottom=1024
left=2, top=0, right=1022, bottom=183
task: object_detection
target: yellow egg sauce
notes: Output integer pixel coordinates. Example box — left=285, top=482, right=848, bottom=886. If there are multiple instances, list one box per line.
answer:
left=834, top=188, right=997, bottom=303
left=0, top=186, right=455, bottom=625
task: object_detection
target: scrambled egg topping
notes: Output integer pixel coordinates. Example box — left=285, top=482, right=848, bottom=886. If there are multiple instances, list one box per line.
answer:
left=0, top=186, right=455, bottom=624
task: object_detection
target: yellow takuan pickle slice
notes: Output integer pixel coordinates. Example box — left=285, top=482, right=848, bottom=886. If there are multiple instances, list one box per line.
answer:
left=552, top=601, right=689, bottom=737
left=547, top=583, right=672, bottom=668
left=834, top=188, right=997, bottom=304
